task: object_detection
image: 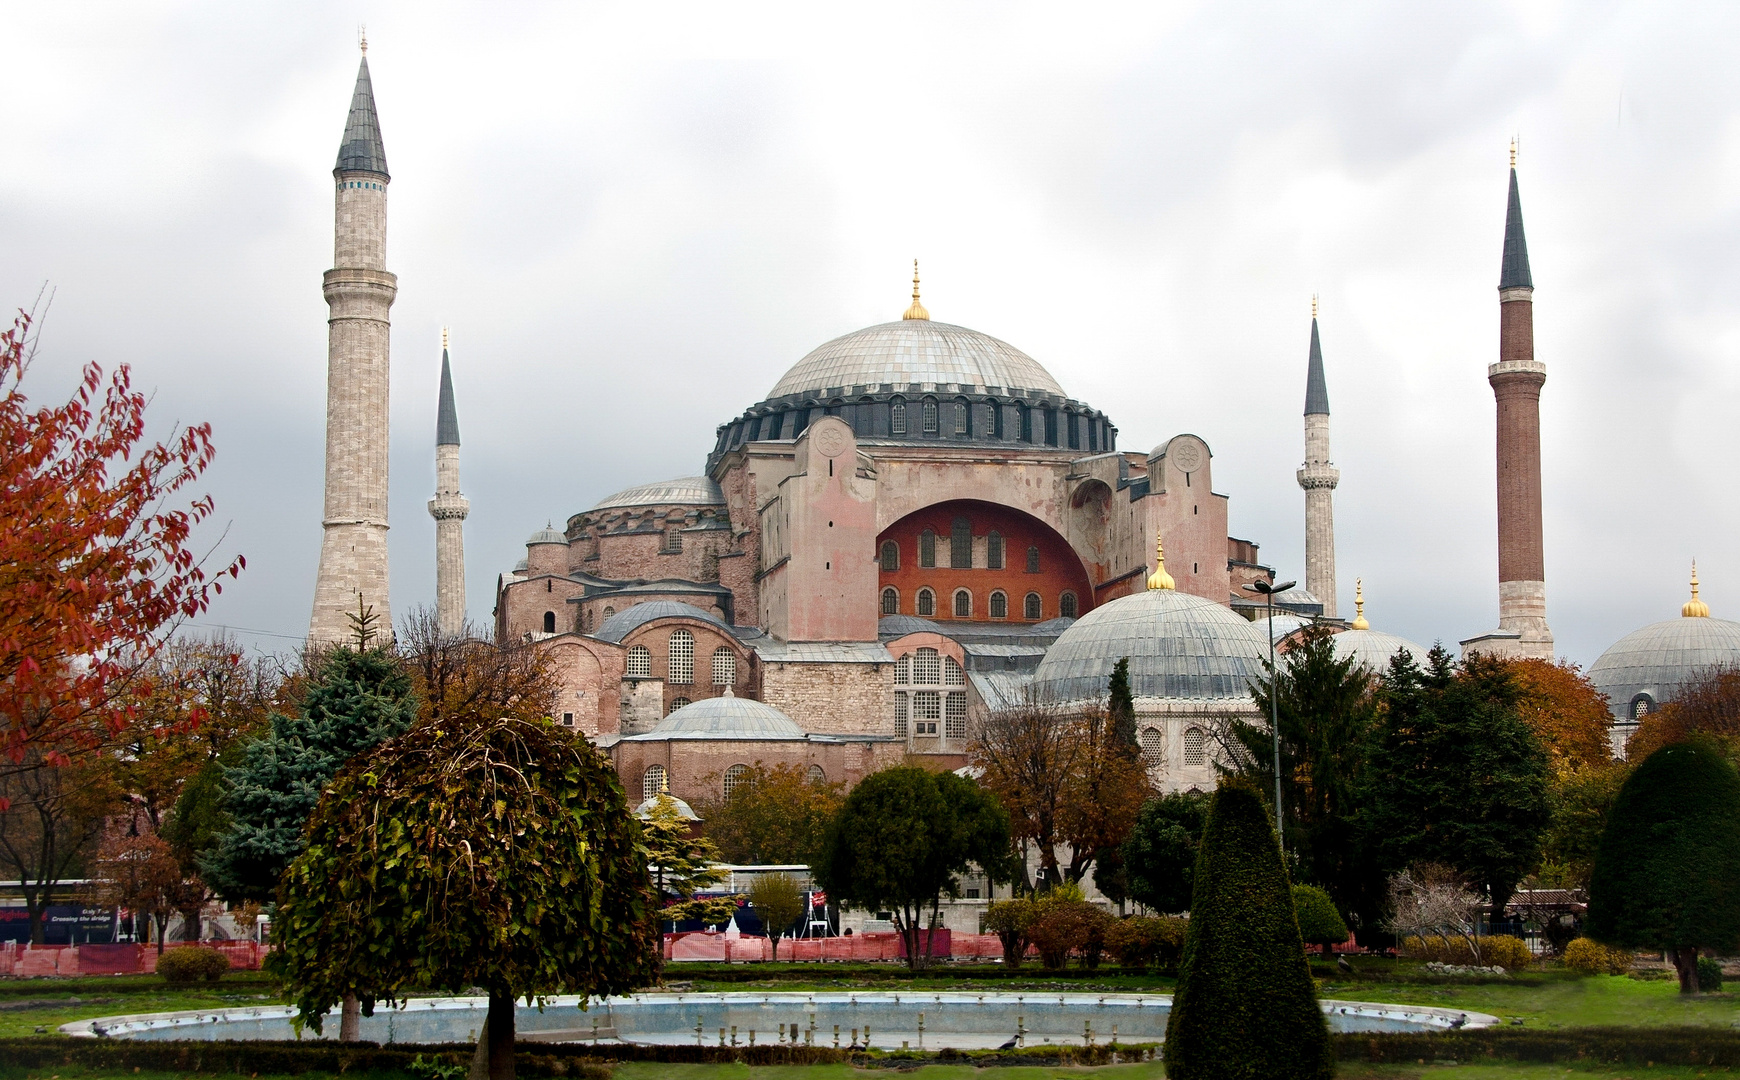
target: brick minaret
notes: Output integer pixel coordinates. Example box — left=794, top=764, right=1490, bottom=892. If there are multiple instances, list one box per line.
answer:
left=1486, top=151, right=1553, bottom=658
left=428, top=331, right=469, bottom=637
left=1297, top=299, right=1339, bottom=617
left=309, top=44, right=396, bottom=644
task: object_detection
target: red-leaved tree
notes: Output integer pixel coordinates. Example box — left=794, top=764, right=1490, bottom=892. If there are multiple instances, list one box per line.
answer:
left=0, top=312, right=243, bottom=767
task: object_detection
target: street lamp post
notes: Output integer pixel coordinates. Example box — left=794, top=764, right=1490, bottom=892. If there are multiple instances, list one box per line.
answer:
left=1242, top=578, right=1296, bottom=851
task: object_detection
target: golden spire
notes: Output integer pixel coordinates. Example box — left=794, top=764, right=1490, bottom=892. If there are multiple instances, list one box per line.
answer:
left=441, top=326, right=449, bottom=351
left=1351, top=578, right=1369, bottom=630
left=1683, top=560, right=1711, bottom=618
left=1146, top=534, right=1176, bottom=591
left=359, top=24, right=369, bottom=54
left=903, top=260, right=929, bottom=321
left=1311, top=293, right=1318, bottom=320
left=1510, top=136, right=1517, bottom=169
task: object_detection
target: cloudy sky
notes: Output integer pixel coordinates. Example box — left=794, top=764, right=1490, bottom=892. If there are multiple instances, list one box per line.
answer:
left=4, top=2, right=1736, bottom=667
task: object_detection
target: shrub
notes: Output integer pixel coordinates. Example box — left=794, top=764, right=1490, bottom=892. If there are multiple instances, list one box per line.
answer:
left=1104, top=915, right=1187, bottom=972
left=1399, top=934, right=1531, bottom=970
left=1164, top=777, right=1332, bottom=1080
left=1292, top=884, right=1349, bottom=952
left=983, top=898, right=1036, bottom=969
left=1025, top=899, right=1112, bottom=970
left=157, top=946, right=230, bottom=985
left=1562, top=937, right=1633, bottom=976
left=1699, top=956, right=1724, bottom=992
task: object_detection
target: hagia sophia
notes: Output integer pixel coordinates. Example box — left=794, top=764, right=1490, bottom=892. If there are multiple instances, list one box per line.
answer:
left=306, top=49, right=1740, bottom=810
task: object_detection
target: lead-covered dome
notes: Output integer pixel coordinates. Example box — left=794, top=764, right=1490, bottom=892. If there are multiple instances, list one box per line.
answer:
left=1588, top=614, right=1740, bottom=723
left=623, top=695, right=806, bottom=741
left=767, top=321, right=1065, bottom=399
left=592, top=476, right=724, bottom=512
left=1032, top=588, right=1268, bottom=703
left=1332, top=629, right=1428, bottom=675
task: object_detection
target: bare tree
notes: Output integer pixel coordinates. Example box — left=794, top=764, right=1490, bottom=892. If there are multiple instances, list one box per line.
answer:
left=397, top=606, right=558, bottom=726
left=0, top=755, right=118, bottom=942
left=1385, top=863, right=1490, bottom=963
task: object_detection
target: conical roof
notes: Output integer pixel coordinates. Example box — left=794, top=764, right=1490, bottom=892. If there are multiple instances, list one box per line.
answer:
left=1304, top=317, right=1329, bottom=416
left=1499, top=168, right=1532, bottom=289
left=335, top=56, right=389, bottom=177
left=436, top=348, right=460, bottom=446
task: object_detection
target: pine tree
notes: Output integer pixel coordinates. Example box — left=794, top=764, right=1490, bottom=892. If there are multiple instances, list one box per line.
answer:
left=1164, top=778, right=1332, bottom=1080
left=1109, top=657, right=1137, bottom=749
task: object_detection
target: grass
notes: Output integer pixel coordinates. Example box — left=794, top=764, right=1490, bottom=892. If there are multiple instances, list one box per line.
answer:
left=0, top=974, right=278, bottom=1039
left=1318, top=970, right=1740, bottom=1029
left=609, top=1063, right=1740, bottom=1079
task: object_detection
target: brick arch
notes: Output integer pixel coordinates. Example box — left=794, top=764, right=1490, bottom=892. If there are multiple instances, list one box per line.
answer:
left=876, top=499, right=1094, bottom=623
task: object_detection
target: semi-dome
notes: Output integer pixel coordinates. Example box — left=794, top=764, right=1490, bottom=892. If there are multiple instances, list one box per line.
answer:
left=624, top=694, right=806, bottom=741
left=767, top=321, right=1066, bottom=400
left=1588, top=609, right=1740, bottom=723
left=1031, top=587, right=1268, bottom=703
left=1332, top=629, right=1428, bottom=675
left=527, top=524, right=567, bottom=546
left=592, top=476, right=724, bottom=512
left=595, top=601, right=733, bottom=644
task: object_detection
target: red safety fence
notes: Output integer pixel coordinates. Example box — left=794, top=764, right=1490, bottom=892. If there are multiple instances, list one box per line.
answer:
left=0, top=941, right=267, bottom=977
left=664, top=931, right=1010, bottom=963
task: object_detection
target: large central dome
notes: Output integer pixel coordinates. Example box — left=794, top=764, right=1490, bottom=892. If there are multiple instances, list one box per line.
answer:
left=767, top=320, right=1066, bottom=400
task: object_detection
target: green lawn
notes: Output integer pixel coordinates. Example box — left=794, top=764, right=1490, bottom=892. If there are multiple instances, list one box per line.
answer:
left=610, top=1063, right=1739, bottom=1079
left=0, top=974, right=278, bottom=1039
left=1319, top=972, right=1740, bottom=1029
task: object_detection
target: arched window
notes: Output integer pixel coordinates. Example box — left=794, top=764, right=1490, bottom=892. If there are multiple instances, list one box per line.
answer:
left=953, top=398, right=970, bottom=436
left=711, top=648, right=736, bottom=686
left=808, top=765, right=826, bottom=784
left=724, top=764, right=751, bottom=800
left=945, top=692, right=967, bottom=739
left=953, top=589, right=971, bottom=618
left=945, top=656, right=965, bottom=686
left=894, top=655, right=911, bottom=684
left=917, top=588, right=935, bottom=617
left=913, top=647, right=942, bottom=685
left=921, top=397, right=939, bottom=436
left=1183, top=726, right=1206, bottom=767
left=880, top=540, right=900, bottom=571
left=1631, top=694, right=1654, bottom=720
left=881, top=587, right=899, bottom=615
left=1026, top=546, right=1041, bottom=573
left=668, top=696, right=691, bottom=714
left=542, top=611, right=556, bottom=634
left=1140, top=727, right=1163, bottom=767
left=668, top=629, right=694, bottom=684
left=626, top=645, right=651, bottom=678
left=989, top=590, right=1008, bottom=619
left=1024, top=592, right=1042, bottom=620
left=987, top=531, right=1004, bottom=570
left=643, top=764, right=668, bottom=799
left=951, top=517, right=972, bottom=568
left=919, top=529, right=937, bottom=567
left=1059, top=592, right=1078, bottom=619
left=603, top=606, right=616, bottom=618
left=891, top=397, right=907, bottom=436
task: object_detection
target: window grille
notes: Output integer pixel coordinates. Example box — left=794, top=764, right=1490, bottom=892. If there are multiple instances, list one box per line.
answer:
left=667, top=629, right=694, bottom=684
left=724, top=764, right=750, bottom=800
left=894, top=655, right=911, bottom=684
left=1633, top=696, right=1652, bottom=719
left=917, top=588, right=935, bottom=616
left=664, top=529, right=683, bottom=553
left=626, top=645, right=651, bottom=678
left=913, top=648, right=941, bottom=685
left=945, top=693, right=967, bottom=739
left=912, top=690, right=940, bottom=735
left=989, top=590, right=1007, bottom=618
left=1026, top=546, right=1041, bottom=573
left=919, top=530, right=937, bottom=567
left=643, top=765, right=668, bottom=799
left=603, top=606, right=615, bottom=618
left=881, top=587, right=899, bottom=615
left=891, top=398, right=907, bottom=435
left=893, top=690, right=908, bottom=732
left=953, top=590, right=971, bottom=618
left=808, top=765, right=826, bottom=783
left=921, top=398, right=939, bottom=435
left=880, top=540, right=900, bottom=570
left=945, top=657, right=965, bottom=686
left=668, top=696, right=691, bottom=714
left=954, top=400, right=969, bottom=435
left=987, top=531, right=1004, bottom=569
left=1140, top=727, right=1163, bottom=767
left=951, top=517, right=972, bottom=568
left=1184, top=726, right=1206, bottom=767
left=1059, top=592, right=1078, bottom=619
left=1024, top=592, right=1042, bottom=620
left=711, top=648, right=736, bottom=686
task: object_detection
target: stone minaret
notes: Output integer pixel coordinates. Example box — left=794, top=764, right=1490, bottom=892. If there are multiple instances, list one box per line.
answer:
left=1488, top=148, right=1553, bottom=658
left=428, top=331, right=469, bottom=637
left=1296, top=299, right=1339, bottom=618
left=309, top=44, right=396, bottom=645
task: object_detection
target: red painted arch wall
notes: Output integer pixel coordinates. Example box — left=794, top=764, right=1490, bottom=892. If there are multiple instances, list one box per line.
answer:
left=876, top=500, right=1094, bottom=624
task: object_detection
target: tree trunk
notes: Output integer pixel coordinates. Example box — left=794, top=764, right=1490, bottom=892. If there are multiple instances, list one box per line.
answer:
left=467, top=1017, right=491, bottom=1080
left=1672, top=947, right=1700, bottom=995
left=487, top=990, right=516, bottom=1080
left=339, top=994, right=361, bottom=1042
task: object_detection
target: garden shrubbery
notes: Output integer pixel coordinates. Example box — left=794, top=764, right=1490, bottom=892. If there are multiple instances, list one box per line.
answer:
left=156, top=945, right=231, bottom=985
left=1025, top=893, right=1114, bottom=970
left=1698, top=956, right=1724, bottom=992
left=1561, top=937, right=1634, bottom=975
left=982, top=897, right=1036, bottom=968
left=1399, top=934, right=1532, bottom=970
left=1104, top=915, right=1187, bottom=972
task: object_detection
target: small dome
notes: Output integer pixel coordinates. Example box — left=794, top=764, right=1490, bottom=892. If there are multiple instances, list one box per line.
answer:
left=630, top=695, right=806, bottom=741
left=595, top=601, right=732, bottom=644
left=512, top=557, right=529, bottom=572
left=1589, top=615, right=1740, bottom=723
left=1332, top=628, right=1428, bottom=674
left=527, top=524, right=568, bottom=546
left=1032, top=588, right=1268, bottom=703
left=767, top=320, right=1066, bottom=399
left=635, top=794, right=699, bottom=821
left=592, top=476, right=725, bottom=512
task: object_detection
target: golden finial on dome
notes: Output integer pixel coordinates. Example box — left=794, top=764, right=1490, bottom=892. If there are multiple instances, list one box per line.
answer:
left=441, top=326, right=449, bottom=351
left=1510, top=136, right=1517, bottom=169
left=359, top=24, right=368, bottom=54
left=1146, top=534, right=1176, bottom=591
left=1683, top=560, right=1711, bottom=618
left=1351, top=578, right=1369, bottom=630
left=1312, top=294, right=1318, bottom=320
left=903, top=260, right=929, bottom=321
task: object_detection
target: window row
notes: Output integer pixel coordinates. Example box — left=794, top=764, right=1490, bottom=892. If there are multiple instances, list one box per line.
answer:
left=714, top=762, right=824, bottom=802
left=624, top=631, right=738, bottom=685
left=892, top=647, right=966, bottom=687
left=341, top=180, right=383, bottom=190
left=892, top=690, right=968, bottom=739
left=717, top=398, right=1111, bottom=453
left=880, top=526, right=1037, bottom=572
left=1136, top=725, right=1208, bottom=769
left=882, top=587, right=1077, bottom=620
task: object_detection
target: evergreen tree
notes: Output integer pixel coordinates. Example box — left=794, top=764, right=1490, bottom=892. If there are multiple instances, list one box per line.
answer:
left=1292, top=884, right=1350, bottom=954
left=1109, top=657, right=1137, bottom=749
left=1586, top=740, right=1740, bottom=994
left=1165, top=778, right=1332, bottom=1080
left=204, top=646, right=417, bottom=902
left=1120, top=791, right=1207, bottom=914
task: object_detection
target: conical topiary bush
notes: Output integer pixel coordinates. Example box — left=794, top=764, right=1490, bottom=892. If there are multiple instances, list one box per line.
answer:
left=1164, top=778, right=1333, bottom=1080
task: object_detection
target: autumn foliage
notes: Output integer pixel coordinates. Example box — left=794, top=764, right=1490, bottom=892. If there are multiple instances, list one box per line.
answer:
left=0, top=313, right=242, bottom=761
left=1508, top=658, right=1615, bottom=774
left=1627, top=665, right=1740, bottom=761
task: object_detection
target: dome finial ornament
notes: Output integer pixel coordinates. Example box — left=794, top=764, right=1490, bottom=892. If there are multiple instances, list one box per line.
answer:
left=1351, top=578, right=1369, bottom=630
left=1509, top=136, right=1517, bottom=169
left=1684, top=560, right=1711, bottom=618
left=903, top=259, right=929, bottom=321
left=441, top=325, right=448, bottom=351
left=1146, top=534, right=1176, bottom=591
left=1311, top=293, right=1318, bottom=320
left=359, top=23, right=368, bottom=54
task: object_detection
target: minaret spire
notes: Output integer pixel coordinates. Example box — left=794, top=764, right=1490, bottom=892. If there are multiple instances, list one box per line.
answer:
left=903, top=260, right=929, bottom=320
left=309, top=46, right=397, bottom=644
left=1297, top=299, right=1339, bottom=617
left=429, top=330, right=470, bottom=637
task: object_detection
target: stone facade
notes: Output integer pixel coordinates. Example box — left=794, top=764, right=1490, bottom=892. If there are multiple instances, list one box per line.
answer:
left=430, top=440, right=468, bottom=636
left=611, top=734, right=905, bottom=808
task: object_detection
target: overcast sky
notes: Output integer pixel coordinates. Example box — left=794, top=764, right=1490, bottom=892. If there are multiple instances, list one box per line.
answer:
left=4, top=2, right=1736, bottom=668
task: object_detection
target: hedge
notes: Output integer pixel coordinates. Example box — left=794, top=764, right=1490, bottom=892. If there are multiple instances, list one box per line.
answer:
left=1334, top=1027, right=1740, bottom=1067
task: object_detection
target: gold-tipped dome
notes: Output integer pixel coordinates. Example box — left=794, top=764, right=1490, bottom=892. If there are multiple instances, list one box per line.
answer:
left=902, top=260, right=929, bottom=321
left=1684, top=561, right=1711, bottom=618
left=1146, top=535, right=1176, bottom=591
left=1351, top=578, right=1370, bottom=630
